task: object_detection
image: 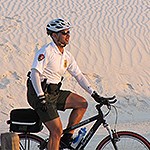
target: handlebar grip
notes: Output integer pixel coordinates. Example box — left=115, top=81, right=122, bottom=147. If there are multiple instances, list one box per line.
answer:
left=95, top=95, right=117, bottom=111
left=108, top=95, right=116, bottom=100
left=100, top=95, right=117, bottom=106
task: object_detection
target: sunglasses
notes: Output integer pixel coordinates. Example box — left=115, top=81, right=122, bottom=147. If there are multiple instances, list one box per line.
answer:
left=60, top=30, right=70, bottom=35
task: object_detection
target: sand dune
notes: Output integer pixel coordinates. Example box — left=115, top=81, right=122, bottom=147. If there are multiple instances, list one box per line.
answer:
left=0, top=0, right=149, bottom=148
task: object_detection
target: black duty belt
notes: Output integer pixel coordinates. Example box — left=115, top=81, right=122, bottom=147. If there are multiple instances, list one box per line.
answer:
left=46, top=82, right=62, bottom=95
left=27, top=71, right=62, bottom=95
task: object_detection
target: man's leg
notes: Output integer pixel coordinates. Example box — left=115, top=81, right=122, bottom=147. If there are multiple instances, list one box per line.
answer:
left=64, top=93, right=88, bottom=134
left=44, top=117, right=63, bottom=150
left=61, top=93, right=88, bottom=147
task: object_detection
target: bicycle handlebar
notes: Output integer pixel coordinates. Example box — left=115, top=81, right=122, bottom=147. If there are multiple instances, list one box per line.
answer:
left=96, top=95, right=117, bottom=110
left=106, top=95, right=117, bottom=104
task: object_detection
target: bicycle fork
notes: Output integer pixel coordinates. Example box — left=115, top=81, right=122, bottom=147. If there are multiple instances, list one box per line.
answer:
left=103, top=122, right=119, bottom=150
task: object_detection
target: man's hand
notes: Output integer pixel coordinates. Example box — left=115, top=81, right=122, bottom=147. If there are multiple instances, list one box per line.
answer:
left=91, top=91, right=115, bottom=106
left=38, top=95, right=47, bottom=112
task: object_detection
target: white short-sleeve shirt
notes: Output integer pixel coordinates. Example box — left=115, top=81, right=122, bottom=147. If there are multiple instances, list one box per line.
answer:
left=32, top=42, right=82, bottom=84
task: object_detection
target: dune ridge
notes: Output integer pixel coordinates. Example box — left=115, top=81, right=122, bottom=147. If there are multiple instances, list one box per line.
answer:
left=0, top=0, right=149, bottom=147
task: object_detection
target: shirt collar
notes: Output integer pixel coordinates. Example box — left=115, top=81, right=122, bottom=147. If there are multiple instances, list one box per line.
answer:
left=50, top=41, right=65, bottom=55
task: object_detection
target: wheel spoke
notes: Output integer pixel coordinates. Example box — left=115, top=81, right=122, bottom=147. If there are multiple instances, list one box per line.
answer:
left=19, top=134, right=47, bottom=150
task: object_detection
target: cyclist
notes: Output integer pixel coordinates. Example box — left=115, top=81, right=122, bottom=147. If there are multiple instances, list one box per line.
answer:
left=27, top=18, right=101, bottom=150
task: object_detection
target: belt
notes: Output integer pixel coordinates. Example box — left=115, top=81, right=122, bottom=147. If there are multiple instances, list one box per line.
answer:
left=27, top=71, right=62, bottom=95
left=46, top=82, right=62, bottom=95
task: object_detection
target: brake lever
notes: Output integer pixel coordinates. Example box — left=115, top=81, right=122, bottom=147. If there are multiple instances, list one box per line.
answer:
left=107, top=96, right=117, bottom=108
left=109, top=99, right=117, bottom=104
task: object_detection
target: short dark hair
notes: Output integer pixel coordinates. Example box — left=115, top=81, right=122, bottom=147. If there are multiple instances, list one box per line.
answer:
left=46, top=28, right=58, bottom=37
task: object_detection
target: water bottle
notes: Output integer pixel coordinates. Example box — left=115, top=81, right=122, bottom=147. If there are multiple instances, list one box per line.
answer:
left=71, top=127, right=87, bottom=148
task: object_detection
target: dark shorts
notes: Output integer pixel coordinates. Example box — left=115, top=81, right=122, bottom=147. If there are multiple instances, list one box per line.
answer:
left=27, top=79, right=71, bottom=123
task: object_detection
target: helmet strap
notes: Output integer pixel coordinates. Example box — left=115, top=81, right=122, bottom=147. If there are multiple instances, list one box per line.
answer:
left=58, top=41, right=66, bottom=47
left=57, top=37, right=67, bottom=47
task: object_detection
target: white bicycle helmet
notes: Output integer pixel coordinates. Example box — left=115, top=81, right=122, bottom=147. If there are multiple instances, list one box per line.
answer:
left=46, top=18, right=71, bottom=32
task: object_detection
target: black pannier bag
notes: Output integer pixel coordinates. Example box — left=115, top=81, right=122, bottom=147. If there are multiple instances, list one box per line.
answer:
left=9, top=108, right=43, bottom=133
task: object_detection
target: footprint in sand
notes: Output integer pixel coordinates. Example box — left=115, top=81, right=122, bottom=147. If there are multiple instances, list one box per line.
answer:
left=0, top=76, right=10, bottom=89
left=0, top=72, right=21, bottom=89
left=0, top=15, right=21, bottom=33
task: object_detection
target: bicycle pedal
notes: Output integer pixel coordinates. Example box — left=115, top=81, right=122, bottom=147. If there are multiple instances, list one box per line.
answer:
left=60, top=143, right=74, bottom=150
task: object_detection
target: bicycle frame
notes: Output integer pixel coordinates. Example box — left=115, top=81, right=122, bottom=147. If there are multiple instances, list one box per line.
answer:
left=17, top=104, right=118, bottom=150
left=61, top=104, right=110, bottom=150
left=10, top=99, right=150, bottom=150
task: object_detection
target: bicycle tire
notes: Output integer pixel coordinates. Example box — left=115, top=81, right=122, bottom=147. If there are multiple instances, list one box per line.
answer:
left=19, top=133, right=47, bottom=150
left=96, top=131, right=150, bottom=150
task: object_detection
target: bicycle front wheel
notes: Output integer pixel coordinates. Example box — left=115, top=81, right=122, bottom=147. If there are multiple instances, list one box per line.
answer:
left=96, top=131, right=150, bottom=150
left=19, top=133, right=47, bottom=150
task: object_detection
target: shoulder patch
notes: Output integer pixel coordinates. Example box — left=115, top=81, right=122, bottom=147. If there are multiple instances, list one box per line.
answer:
left=38, top=54, right=45, bottom=61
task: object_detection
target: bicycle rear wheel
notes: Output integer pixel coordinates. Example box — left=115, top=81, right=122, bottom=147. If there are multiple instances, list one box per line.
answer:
left=96, top=131, right=150, bottom=150
left=19, top=133, right=47, bottom=150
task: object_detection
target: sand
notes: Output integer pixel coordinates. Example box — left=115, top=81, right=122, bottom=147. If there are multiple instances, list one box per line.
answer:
left=0, top=0, right=149, bottom=149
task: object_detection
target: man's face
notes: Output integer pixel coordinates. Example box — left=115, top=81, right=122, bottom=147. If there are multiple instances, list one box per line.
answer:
left=56, top=29, right=70, bottom=46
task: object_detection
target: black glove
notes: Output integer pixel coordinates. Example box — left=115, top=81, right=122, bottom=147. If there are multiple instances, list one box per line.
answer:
left=38, top=95, right=47, bottom=112
left=91, top=91, right=109, bottom=105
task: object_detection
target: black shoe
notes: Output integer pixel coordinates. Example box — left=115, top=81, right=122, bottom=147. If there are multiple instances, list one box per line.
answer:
left=60, top=133, right=73, bottom=148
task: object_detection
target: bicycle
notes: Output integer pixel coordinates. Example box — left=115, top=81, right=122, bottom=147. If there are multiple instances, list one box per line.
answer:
left=7, top=96, right=150, bottom=150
